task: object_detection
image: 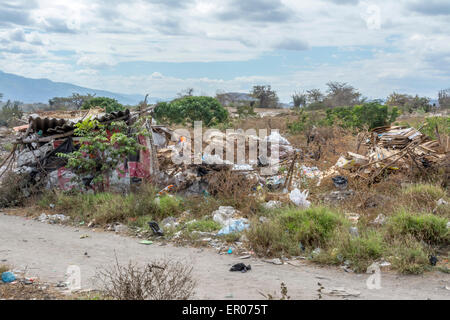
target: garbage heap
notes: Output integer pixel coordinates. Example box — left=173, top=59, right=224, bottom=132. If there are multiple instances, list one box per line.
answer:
left=330, top=125, right=448, bottom=183
left=1, top=107, right=300, bottom=195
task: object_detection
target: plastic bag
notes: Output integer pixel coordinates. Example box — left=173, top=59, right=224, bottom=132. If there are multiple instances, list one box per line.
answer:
left=289, top=188, right=311, bottom=208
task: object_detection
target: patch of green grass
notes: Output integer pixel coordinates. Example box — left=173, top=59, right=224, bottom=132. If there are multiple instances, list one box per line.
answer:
left=402, top=184, right=447, bottom=206
left=278, top=206, right=348, bottom=247
left=36, top=184, right=166, bottom=225
left=157, top=195, right=183, bottom=219
left=387, top=236, right=431, bottom=274
left=311, top=229, right=385, bottom=273
left=387, top=209, right=449, bottom=244
left=247, top=206, right=348, bottom=257
left=185, top=219, right=221, bottom=233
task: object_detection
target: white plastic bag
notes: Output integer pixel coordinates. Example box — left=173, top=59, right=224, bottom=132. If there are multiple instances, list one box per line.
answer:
left=289, top=188, right=311, bottom=208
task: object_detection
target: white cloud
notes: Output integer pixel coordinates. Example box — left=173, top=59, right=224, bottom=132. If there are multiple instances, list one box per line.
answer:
left=0, top=0, right=448, bottom=100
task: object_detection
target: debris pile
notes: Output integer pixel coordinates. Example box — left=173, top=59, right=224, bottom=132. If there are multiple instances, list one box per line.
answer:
left=332, top=125, right=448, bottom=182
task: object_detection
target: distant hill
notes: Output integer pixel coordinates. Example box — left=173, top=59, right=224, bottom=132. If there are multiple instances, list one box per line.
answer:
left=0, top=70, right=159, bottom=105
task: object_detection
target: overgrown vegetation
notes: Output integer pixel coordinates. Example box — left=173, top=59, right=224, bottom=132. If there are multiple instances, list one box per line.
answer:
left=82, top=97, right=125, bottom=113
left=0, top=97, right=23, bottom=127
left=154, top=96, right=228, bottom=127
left=58, top=118, right=143, bottom=191
left=325, top=102, right=399, bottom=129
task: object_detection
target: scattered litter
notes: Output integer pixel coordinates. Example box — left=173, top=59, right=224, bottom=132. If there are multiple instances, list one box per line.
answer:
left=148, top=221, right=164, bottom=236
left=140, top=240, right=153, bottom=245
left=239, top=255, right=251, bottom=259
left=1, top=272, right=16, bottom=283
left=38, top=213, right=69, bottom=224
left=429, top=255, right=438, bottom=266
left=332, top=176, right=348, bottom=190
left=228, top=248, right=233, bottom=254
left=230, top=263, right=251, bottom=273
left=263, top=200, right=282, bottom=209
left=322, top=287, right=361, bottom=297
left=345, top=213, right=360, bottom=224
left=437, top=198, right=449, bottom=207
left=213, top=206, right=250, bottom=235
left=263, top=258, right=283, bottom=265
left=312, top=248, right=321, bottom=257
left=79, top=234, right=89, bottom=239
left=289, top=188, right=311, bottom=208
left=161, top=217, right=178, bottom=229
left=323, top=190, right=354, bottom=203
left=373, top=214, right=387, bottom=226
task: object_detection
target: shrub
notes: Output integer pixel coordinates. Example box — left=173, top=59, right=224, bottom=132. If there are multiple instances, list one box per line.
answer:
left=386, top=210, right=449, bottom=244
left=154, top=96, right=228, bottom=127
left=247, top=206, right=348, bottom=257
left=420, top=116, right=450, bottom=140
left=387, top=236, right=431, bottom=274
left=97, top=258, right=196, bottom=300
left=82, top=97, right=124, bottom=113
left=0, top=100, right=23, bottom=127
left=330, top=230, right=385, bottom=273
left=186, top=218, right=221, bottom=233
left=157, top=195, right=183, bottom=220
left=325, top=102, right=399, bottom=129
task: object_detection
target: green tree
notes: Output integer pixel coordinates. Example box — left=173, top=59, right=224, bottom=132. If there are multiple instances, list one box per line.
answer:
left=154, top=96, right=228, bottom=127
left=292, top=91, right=307, bottom=109
left=326, top=102, right=399, bottom=129
left=0, top=100, right=23, bottom=127
left=82, top=97, right=125, bottom=113
left=251, top=85, right=279, bottom=108
left=324, top=82, right=364, bottom=108
left=58, top=118, right=143, bottom=191
left=49, top=93, right=96, bottom=110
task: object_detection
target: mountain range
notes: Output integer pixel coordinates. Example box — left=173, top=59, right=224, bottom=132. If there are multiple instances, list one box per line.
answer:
left=0, top=70, right=152, bottom=105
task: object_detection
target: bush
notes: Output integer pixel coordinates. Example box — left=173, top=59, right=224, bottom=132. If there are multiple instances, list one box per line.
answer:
left=387, top=236, right=431, bottom=274
left=387, top=210, right=449, bottom=244
left=329, top=230, right=385, bottom=273
left=98, top=258, right=196, bottom=300
left=0, top=100, right=23, bottom=127
left=185, top=218, right=221, bottom=233
left=82, top=97, right=125, bottom=113
left=325, top=102, right=399, bottom=129
left=154, top=96, right=228, bottom=127
left=420, top=116, right=450, bottom=140
left=247, top=206, right=348, bottom=257
left=157, top=195, right=183, bottom=220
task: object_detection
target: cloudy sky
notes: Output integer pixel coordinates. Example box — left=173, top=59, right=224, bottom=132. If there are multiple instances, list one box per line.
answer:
left=0, top=0, right=449, bottom=101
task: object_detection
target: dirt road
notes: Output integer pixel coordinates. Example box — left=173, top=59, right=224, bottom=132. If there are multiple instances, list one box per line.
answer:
left=0, top=213, right=448, bottom=300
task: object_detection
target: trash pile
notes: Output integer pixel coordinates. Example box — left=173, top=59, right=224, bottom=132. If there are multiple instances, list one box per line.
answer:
left=331, top=125, right=448, bottom=182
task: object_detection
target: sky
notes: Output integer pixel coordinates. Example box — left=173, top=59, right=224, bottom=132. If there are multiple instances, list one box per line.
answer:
left=0, top=0, right=449, bottom=102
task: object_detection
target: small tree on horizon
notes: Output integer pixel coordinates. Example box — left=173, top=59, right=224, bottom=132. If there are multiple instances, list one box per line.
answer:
left=251, top=85, right=279, bottom=108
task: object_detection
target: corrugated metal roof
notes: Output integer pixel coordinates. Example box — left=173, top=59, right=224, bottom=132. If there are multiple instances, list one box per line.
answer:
left=28, top=109, right=131, bottom=136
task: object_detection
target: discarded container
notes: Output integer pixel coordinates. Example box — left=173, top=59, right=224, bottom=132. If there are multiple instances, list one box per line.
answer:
left=148, top=221, right=164, bottom=236
left=230, top=263, right=251, bottom=273
left=1, top=272, right=16, bottom=283
left=140, top=240, right=153, bottom=245
left=289, top=189, right=311, bottom=208
left=332, top=176, right=348, bottom=190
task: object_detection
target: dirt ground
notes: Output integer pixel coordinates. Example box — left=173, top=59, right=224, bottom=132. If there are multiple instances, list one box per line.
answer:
left=0, top=213, right=449, bottom=300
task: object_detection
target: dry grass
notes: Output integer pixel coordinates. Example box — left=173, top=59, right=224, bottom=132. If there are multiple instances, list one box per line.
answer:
left=97, top=257, right=196, bottom=300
